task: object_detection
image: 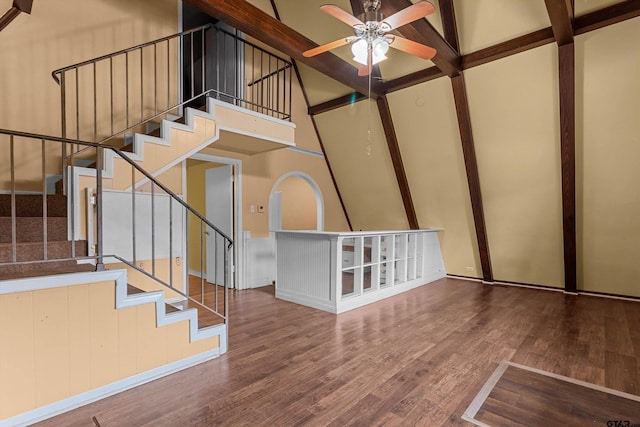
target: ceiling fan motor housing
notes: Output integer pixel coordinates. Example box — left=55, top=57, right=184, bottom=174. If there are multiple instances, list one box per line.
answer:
left=358, top=10, right=384, bottom=26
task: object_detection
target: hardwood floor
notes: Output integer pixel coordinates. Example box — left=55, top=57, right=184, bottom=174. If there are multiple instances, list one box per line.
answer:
left=185, top=275, right=225, bottom=328
left=468, top=363, right=640, bottom=426
left=35, top=278, right=640, bottom=426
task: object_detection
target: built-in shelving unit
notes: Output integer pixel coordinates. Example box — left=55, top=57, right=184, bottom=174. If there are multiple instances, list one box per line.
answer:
left=275, top=229, right=445, bottom=314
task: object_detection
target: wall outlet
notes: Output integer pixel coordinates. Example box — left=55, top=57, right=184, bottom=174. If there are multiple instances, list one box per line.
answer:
left=258, top=205, right=264, bottom=213
left=250, top=205, right=255, bottom=213
left=465, top=266, right=475, bottom=272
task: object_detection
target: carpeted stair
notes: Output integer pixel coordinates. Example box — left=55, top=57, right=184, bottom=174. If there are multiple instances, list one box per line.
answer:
left=0, top=194, right=92, bottom=280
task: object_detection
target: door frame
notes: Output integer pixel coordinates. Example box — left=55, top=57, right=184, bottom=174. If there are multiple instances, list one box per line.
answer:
left=186, top=153, right=244, bottom=290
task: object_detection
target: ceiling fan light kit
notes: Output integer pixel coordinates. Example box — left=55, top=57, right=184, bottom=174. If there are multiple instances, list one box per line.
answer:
left=303, top=0, right=437, bottom=75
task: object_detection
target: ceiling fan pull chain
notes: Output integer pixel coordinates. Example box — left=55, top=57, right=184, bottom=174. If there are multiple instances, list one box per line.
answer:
left=367, top=65, right=373, bottom=156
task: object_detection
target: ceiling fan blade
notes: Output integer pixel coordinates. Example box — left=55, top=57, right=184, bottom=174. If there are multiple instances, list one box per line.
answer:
left=380, top=1, right=435, bottom=31
left=320, top=4, right=365, bottom=28
left=388, top=35, right=437, bottom=61
left=303, top=37, right=352, bottom=57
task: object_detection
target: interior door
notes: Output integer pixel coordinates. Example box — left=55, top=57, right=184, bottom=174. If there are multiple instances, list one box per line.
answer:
left=205, top=165, right=234, bottom=287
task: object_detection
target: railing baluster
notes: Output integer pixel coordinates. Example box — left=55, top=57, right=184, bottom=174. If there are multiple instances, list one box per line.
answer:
left=151, top=181, right=156, bottom=276
left=125, top=51, right=129, bottom=130
left=131, top=166, right=136, bottom=264
left=140, top=47, right=144, bottom=125
left=75, top=67, right=80, bottom=142
left=200, top=221, right=204, bottom=305
left=70, top=163, right=76, bottom=258
left=60, top=72, right=67, bottom=194
left=169, top=197, right=173, bottom=288
left=41, top=139, right=47, bottom=260
left=93, top=62, right=97, bottom=142
left=9, top=135, right=16, bottom=263
left=154, top=43, right=157, bottom=115
left=201, top=28, right=206, bottom=94
left=96, top=146, right=104, bottom=269
left=190, top=31, right=195, bottom=100
left=167, top=39, right=170, bottom=111
left=110, top=57, right=114, bottom=137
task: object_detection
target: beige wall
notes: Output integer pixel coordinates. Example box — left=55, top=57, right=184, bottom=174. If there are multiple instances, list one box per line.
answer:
left=315, top=100, right=409, bottom=231
left=0, top=280, right=217, bottom=420
left=0, top=0, right=179, bottom=136
left=388, top=77, right=481, bottom=278
left=277, top=176, right=318, bottom=230
left=0, top=0, right=179, bottom=191
left=465, top=44, right=564, bottom=288
left=576, top=17, right=640, bottom=297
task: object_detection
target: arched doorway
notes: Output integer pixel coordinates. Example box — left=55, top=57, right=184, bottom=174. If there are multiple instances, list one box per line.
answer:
left=269, top=172, right=324, bottom=232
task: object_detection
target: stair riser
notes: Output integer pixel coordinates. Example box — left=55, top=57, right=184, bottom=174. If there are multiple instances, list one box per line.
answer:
left=0, top=260, right=95, bottom=280
left=0, top=241, right=87, bottom=263
left=0, top=194, right=67, bottom=217
left=0, top=217, right=67, bottom=243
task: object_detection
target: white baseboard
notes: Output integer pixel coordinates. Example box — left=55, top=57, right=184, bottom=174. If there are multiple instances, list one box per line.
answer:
left=0, top=349, right=220, bottom=427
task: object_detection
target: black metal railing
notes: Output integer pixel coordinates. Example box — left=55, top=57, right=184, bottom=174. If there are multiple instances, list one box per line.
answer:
left=0, top=128, right=230, bottom=324
left=51, top=23, right=292, bottom=147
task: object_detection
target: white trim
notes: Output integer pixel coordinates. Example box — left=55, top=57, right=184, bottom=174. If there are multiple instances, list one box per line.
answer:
left=462, top=361, right=509, bottom=424
left=462, top=360, right=640, bottom=427
left=0, top=349, right=219, bottom=427
left=286, top=146, right=325, bottom=158
left=0, top=268, right=227, bottom=426
left=189, top=152, right=244, bottom=290
left=578, top=291, right=640, bottom=303
left=0, top=269, right=226, bottom=343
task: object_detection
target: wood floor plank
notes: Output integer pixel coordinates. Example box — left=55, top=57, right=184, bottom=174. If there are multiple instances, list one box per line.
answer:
left=32, top=278, right=640, bottom=426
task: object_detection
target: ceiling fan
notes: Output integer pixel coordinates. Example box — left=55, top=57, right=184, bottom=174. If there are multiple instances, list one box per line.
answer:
left=303, top=0, right=437, bottom=76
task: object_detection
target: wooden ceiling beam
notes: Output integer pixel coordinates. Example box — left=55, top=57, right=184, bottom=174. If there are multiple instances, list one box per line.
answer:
left=377, top=96, right=419, bottom=229
left=268, top=0, right=354, bottom=231
left=310, top=0, right=640, bottom=114
left=573, top=0, right=640, bottom=35
left=184, top=0, right=384, bottom=98
left=438, top=0, right=460, bottom=53
left=440, top=0, right=493, bottom=282
left=558, top=42, right=577, bottom=293
left=379, top=0, right=461, bottom=77
left=461, top=27, right=556, bottom=69
left=383, top=66, right=446, bottom=94
left=308, top=93, right=368, bottom=116
left=545, top=0, right=574, bottom=45
left=0, top=0, right=32, bottom=33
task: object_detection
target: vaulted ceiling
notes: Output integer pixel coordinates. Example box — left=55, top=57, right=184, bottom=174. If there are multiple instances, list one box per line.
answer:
left=185, top=0, right=640, bottom=296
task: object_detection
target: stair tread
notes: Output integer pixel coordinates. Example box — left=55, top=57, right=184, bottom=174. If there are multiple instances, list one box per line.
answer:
left=0, top=240, right=88, bottom=263
left=0, top=261, right=95, bottom=281
left=126, top=284, right=181, bottom=314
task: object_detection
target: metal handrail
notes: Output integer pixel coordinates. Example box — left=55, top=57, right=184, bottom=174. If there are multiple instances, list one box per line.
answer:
left=51, top=22, right=292, bottom=146
left=0, top=127, right=231, bottom=322
left=51, top=24, right=214, bottom=84
left=0, top=128, right=231, bottom=242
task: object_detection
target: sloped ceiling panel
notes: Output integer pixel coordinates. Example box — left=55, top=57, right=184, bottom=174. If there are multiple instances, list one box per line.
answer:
left=455, top=0, right=551, bottom=54
left=577, top=17, right=640, bottom=297
left=465, top=43, right=564, bottom=288
left=296, top=62, right=356, bottom=105
left=315, top=101, right=409, bottom=230
left=273, top=0, right=357, bottom=104
left=388, top=77, right=482, bottom=277
left=574, top=0, right=627, bottom=16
